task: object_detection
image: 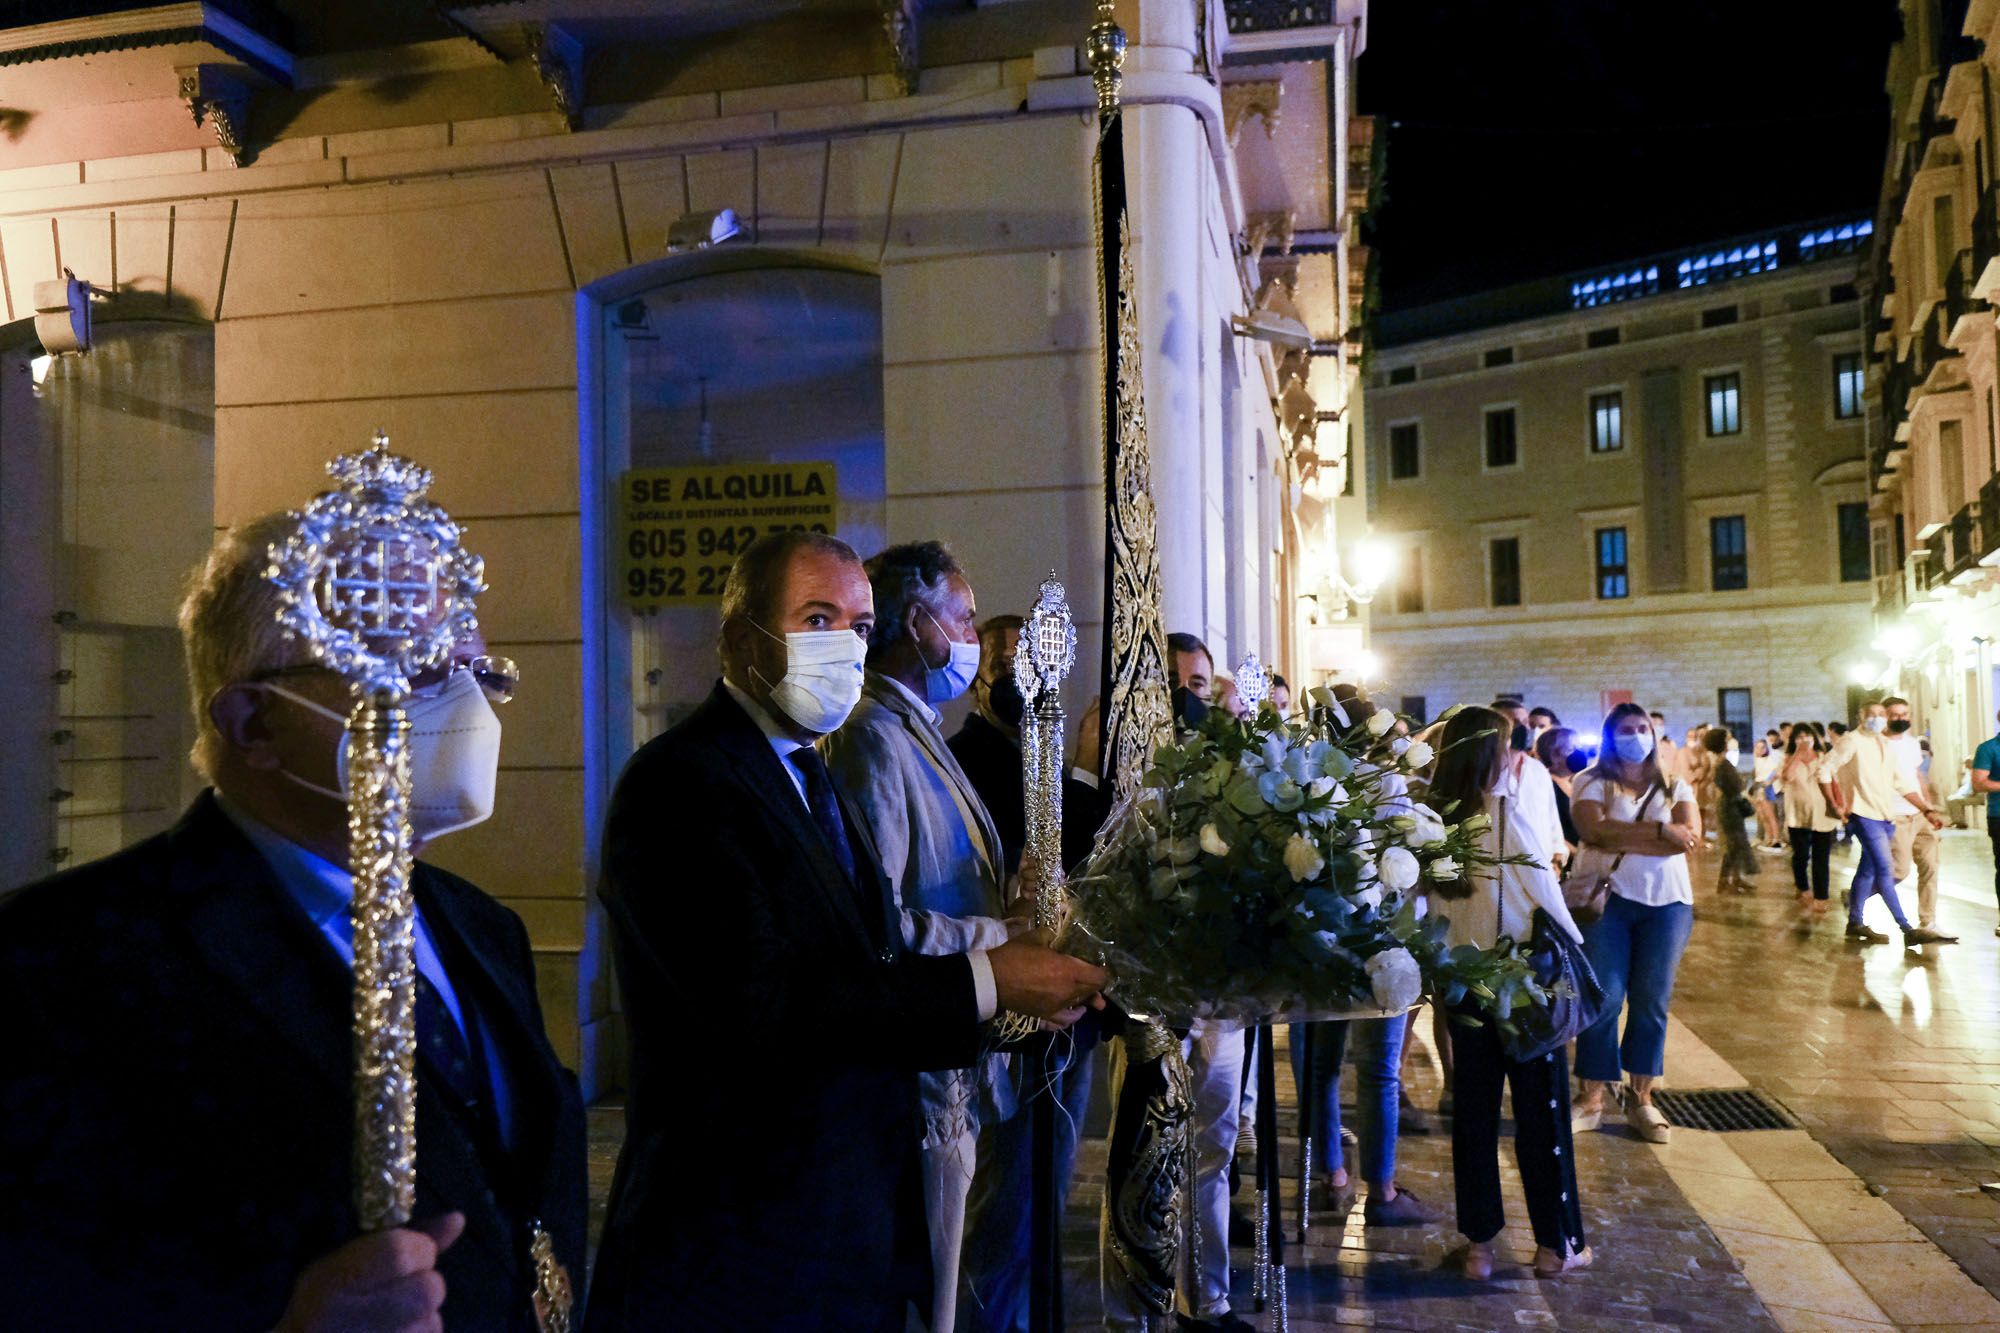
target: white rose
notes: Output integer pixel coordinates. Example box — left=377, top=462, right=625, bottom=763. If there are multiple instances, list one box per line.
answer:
left=1403, top=740, right=1435, bottom=770
left=1353, top=884, right=1383, bottom=911
left=1437, top=703, right=1464, bottom=721
left=1365, top=709, right=1395, bottom=737
left=1282, top=832, right=1326, bottom=883
left=1199, top=823, right=1231, bottom=857
left=1390, top=736, right=1411, bottom=756
left=1365, top=946, right=1423, bottom=1011
left=1427, top=854, right=1460, bottom=881
left=1376, top=844, right=1420, bottom=891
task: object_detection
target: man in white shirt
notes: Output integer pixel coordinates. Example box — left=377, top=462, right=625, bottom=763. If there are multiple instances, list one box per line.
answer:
left=1881, top=696, right=1956, bottom=943
left=1823, top=701, right=1954, bottom=947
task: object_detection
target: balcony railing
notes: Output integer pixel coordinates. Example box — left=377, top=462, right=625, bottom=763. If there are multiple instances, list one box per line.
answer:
left=1225, top=1, right=1335, bottom=32
left=1983, top=473, right=2000, bottom=560
left=1949, top=501, right=1980, bottom=576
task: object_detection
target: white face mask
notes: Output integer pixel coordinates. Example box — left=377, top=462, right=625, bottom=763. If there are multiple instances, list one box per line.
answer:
left=1864, top=715, right=1888, bottom=734
left=751, top=622, right=867, bottom=734
left=918, top=606, right=981, bottom=705
left=256, top=669, right=503, bottom=842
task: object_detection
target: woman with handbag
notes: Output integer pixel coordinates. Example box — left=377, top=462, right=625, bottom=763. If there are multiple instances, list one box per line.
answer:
left=1568, top=703, right=1700, bottom=1144
left=1428, top=706, right=1593, bottom=1281
left=1708, top=728, right=1760, bottom=894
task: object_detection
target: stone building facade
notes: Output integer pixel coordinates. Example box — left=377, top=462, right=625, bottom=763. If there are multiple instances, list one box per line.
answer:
left=1364, top=225, right=1875, bottom=742
left=0, top=0, right=1371, bottom=1094
left=1859, top=0, right=2000, bottom=785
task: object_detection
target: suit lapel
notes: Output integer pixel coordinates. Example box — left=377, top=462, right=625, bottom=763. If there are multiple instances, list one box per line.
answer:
left=169, top=795, right=352, bottom=1098
left=702, top=685, right=881, bottom=952
left=872, top=676, right=1006, bottom=882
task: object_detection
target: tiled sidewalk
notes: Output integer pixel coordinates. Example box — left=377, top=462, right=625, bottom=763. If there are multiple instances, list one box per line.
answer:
left=1673, top=829, right=2000, bottom=1307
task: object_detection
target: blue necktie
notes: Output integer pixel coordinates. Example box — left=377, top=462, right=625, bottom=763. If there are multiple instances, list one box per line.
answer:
left=791, top=745, right=858, bottom=886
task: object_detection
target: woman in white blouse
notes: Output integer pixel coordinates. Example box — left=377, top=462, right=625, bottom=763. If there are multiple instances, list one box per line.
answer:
left=1568, top=703, right=1701, bottom=1144
left=1780, top=725, right=1839, bottom=917
left=1426, top=706, right=1592, bottom=1280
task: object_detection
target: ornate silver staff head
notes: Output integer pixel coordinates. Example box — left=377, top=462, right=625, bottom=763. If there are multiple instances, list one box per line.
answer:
left=265, top=431, right=486, bottom=698
left=1234, top=653, right=1269, bottom=712
left=1013, top=571, right=1078, bottom=707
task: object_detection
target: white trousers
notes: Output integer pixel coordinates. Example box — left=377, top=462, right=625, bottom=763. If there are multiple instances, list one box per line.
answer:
left=922, top=1127, right=978, bottom=1332
left=1099, top=1022, right=1243, bottom=1328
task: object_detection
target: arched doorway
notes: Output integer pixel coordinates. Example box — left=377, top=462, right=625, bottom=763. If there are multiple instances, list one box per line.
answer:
left=584, top=251, right=885, bottom=781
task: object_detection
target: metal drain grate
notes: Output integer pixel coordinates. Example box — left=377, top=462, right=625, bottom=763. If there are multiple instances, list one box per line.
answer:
left=1651, top=1088, right=1797, bottom=1132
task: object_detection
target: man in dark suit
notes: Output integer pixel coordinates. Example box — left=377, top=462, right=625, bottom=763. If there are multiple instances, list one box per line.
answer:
left=0, top=515, right=587, bottom=1332
left=587, top=530, right=1107, bottom=1333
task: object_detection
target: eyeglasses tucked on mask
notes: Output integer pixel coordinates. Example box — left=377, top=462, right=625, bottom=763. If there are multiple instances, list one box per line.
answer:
left=252, top=653, right=520, bottom=704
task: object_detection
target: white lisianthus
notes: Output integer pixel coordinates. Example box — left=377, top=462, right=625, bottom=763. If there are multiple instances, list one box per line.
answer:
left=1282, top=832, right=1326, bottom=883
left=1426, top=854, right=1460, bottom=881
left=1405, top=814, right=1449, bottom=848
left=1308, top=776, right=1344, bottom=802
left=1365, top=946, right=1423, bottom=1011
left=1365, top=709, right=1395, bottom=737
left=1353, top=884, right=1383, bottom=911
left=1376, top=844, right=1421, bottom=891
left=1403, top=740, right=1435, bottom=770
left=1199, top=823, right=1231, bottom=858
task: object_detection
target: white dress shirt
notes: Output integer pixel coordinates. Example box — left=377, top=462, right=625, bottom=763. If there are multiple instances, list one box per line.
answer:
left=722, top=678, right=997, bottom=1020
left=1884, top=733, right=1924, bottom=819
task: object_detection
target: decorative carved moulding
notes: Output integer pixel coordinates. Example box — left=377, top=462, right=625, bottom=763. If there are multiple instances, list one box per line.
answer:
left=881, top=0, right=919, bottom=96
left=1243, top=209, right=1296, bottom=268
left=1221, top=77, right=1282, bottom=147
left=529, top=23, right=585, bottom=130
left=178, top=63, right=251, bottom=164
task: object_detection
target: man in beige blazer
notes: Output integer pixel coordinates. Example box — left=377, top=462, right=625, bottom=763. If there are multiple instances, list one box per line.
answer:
left=823, top=540, right=1023, bottom=1331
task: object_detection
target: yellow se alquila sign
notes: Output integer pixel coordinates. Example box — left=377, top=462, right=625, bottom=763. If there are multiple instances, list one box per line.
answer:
left=620, top=461, right=837, bottom=607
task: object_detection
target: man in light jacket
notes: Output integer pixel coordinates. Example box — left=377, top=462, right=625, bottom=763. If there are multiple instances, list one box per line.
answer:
left=823, top=540, right=1018, bottom=1331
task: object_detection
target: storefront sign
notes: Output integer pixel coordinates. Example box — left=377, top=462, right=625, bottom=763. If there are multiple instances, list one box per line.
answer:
left=619, top=461, right=837, bottom=606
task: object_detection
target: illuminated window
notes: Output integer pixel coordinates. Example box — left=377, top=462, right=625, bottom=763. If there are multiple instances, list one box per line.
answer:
left=1832, top=353, right=1864, bottom=420
left=1590, top=391, right=1623, bottom=453
left=1595, top=527, right=1629, bottom=599
left=1706, top=372, right=1742, bottom=436
left=1711, top=515, right=1748, bottom=590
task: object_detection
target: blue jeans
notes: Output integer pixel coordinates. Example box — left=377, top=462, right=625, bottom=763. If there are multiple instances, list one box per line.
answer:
left=1288, top=1015, right=1403, bottom=1184
left=1576, top=894, right=1693, bottom=1082
left=1846, top=814, right=1910, bottom=930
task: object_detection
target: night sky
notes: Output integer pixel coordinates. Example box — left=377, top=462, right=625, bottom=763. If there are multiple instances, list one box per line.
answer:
left=1359, top=0, right=1905, bottom=312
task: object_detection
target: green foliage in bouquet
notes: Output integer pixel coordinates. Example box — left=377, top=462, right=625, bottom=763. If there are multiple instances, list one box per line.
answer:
left=1064, top=696, right=1547, bottom=1028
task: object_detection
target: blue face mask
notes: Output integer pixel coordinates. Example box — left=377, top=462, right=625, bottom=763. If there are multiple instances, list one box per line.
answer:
left=1613, top=731, right=1655, bottom=763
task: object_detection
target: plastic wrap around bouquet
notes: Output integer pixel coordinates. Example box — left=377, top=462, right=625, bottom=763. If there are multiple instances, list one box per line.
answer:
left=1062, top=692, right=1535, bottom=1028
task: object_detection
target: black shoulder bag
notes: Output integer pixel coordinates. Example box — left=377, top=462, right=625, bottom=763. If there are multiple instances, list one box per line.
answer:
left=1495, top=795, right=1606, bottom=1064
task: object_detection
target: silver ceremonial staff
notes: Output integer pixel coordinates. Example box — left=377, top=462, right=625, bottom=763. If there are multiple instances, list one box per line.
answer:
left=265, top=433, right=484, bottom=1230
left=1017, top=573, right=1077, bottom=931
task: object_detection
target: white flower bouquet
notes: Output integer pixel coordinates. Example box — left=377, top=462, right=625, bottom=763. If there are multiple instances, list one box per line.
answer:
left=1062, top=694, right=1535, bottom=1026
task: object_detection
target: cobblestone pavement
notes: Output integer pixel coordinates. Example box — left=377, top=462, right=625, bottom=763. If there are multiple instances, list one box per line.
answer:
left=1053, top=1028, right=1779, bottom=1332
left=1671, top=828, right=2000, bottom=1304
